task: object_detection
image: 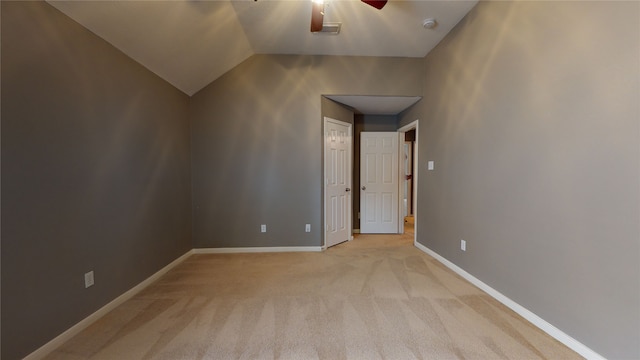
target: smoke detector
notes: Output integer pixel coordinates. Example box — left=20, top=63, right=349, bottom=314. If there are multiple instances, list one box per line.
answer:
left=422, top=18, right=437, bottom=29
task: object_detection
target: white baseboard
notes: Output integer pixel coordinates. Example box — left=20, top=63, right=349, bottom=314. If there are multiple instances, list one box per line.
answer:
left=194, top=246, right=323, bottom=254
left=413, top=241, right=606, bottom=360
left=24, top=250, right=194, bottom=360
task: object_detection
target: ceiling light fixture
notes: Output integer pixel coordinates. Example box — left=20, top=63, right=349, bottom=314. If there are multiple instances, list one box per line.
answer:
left=312, top=0, right=325, bottom=13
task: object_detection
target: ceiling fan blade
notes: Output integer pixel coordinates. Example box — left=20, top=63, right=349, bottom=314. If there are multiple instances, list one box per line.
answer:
left=361, top=0, right=388, bottom=10
left=310, top=1, right=324, bottom=32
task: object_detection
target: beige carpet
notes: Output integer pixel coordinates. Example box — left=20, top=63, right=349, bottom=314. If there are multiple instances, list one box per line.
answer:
left=45, top=226, right=581, bottom=359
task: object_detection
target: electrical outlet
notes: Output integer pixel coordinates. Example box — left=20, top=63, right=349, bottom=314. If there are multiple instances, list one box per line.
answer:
left=428, top=161, right=435, bottom=170
left=305, top=224, right=311, bottom=232
left=261, top=224, right=267, bottom=233
left=460, top=239, right=466, bottom=252
left=84, top=271, right=94, bottom=288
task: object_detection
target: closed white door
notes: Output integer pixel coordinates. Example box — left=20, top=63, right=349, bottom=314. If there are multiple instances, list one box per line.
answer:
left=324, top=118, right=352, bottom=248
left=360, top=132, right=399, bottom=233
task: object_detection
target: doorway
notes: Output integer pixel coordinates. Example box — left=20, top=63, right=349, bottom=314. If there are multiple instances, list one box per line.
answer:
left=397, top=120, right=418, bottom=243
left=321, top=95, right=420, bottom=247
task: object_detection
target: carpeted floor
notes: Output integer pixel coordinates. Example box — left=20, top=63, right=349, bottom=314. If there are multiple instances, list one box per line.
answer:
left=45, top=222, right=581, bottom=359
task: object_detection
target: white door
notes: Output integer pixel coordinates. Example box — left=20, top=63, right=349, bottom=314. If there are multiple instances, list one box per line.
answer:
left=324, top=118, right=352, bottom=248
left=360, top=132, right=399, bottom=233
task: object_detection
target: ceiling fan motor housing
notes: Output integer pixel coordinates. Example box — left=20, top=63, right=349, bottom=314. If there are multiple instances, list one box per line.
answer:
left=361, top=0, right=388, bottom=10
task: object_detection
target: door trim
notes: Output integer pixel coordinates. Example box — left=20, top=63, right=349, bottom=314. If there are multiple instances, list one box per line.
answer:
left=323, top=117, right=353, bottom=249
left=397, top=120, right=419, bottom=243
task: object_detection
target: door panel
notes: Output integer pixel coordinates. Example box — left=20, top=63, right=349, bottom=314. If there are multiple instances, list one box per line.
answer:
left=382, top=192, right=393, bottom=222
left=365, top=154, right=376, bottom=182
left=382, top=153, right=393, bottom=183
left=360, top=132, right=399, bottom=233
left=325, top=118, right=352, bottom=247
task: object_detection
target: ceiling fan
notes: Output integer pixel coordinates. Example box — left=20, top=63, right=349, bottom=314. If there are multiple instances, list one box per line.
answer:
left=311, top=0, right=388, bottom=32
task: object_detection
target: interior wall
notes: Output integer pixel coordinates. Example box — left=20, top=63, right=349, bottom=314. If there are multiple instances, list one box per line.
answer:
left=352, top=114, right=398, bottom=230
left=1, top=2, right=192, bottom=359
left=399, top=1, right=640, bottom=358
left=190, top=55, right=422, bottom=248
left=321, top=97, right=355, bottom=126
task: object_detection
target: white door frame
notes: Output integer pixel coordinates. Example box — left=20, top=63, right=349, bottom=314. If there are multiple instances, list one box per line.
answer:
left=402, top=141, right=413, bottom=217
left=323, top=117, right=353, bottom=249
left=397, top=120, right=419, bottom=243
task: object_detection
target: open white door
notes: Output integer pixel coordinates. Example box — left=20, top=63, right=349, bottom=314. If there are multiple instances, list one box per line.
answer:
left=324, top=118, right=352, bottom=248
left=360, top=132, right=399, bottom=233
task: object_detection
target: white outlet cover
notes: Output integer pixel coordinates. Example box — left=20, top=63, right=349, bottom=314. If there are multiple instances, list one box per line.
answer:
left=305, top=224, right=311, bottom=232
left=428, top=161, right=435, bottom=170
left=261, top=224, right=266, bottom=233
left=461, top=239, right=466, bottom=251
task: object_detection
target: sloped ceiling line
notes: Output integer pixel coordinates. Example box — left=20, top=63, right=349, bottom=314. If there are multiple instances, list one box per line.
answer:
left=47, top=0, right=477, bottom=96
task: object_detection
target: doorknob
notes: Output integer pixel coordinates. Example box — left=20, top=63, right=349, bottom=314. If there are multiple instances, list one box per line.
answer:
left=345, top=188, right=351, bottom=192
left=361, top=186, right=366, bottom=190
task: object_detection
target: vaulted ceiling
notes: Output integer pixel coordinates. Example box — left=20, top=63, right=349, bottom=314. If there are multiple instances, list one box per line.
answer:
left=48, top=0, right=477, bottom=112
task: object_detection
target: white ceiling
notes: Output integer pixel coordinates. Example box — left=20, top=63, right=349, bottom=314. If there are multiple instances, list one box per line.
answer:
left=48, top=0, right=477, bottom=112
left=327, top=95, right=421, bottom=115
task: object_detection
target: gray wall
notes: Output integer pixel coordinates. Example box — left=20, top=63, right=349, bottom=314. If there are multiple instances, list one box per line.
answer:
left=190, top=55, right=422, bottom=248
left=399, top=1, right=640, bottom=358
left=321, top=97, right=354, bottom=126
left=1, top=2, right=192, bottom=359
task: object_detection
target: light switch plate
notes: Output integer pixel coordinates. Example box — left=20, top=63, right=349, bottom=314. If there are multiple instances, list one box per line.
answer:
left=84, top=271, right=94, bottom=288
left=428, top=161, right=435, bottom=170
